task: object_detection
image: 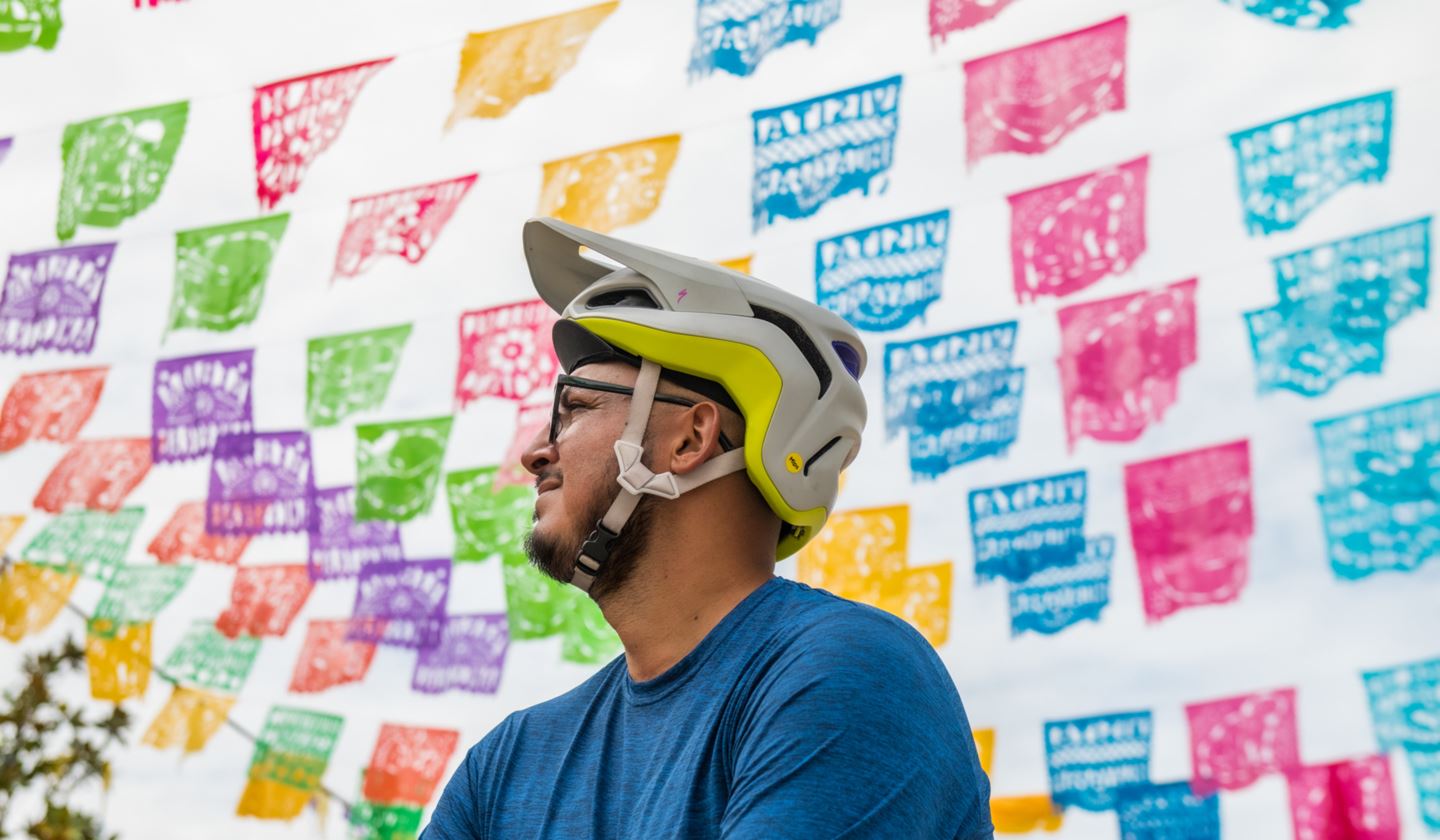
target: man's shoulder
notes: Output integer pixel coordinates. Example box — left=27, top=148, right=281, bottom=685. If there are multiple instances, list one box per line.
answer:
left=761, top=578, right=945, bottom=678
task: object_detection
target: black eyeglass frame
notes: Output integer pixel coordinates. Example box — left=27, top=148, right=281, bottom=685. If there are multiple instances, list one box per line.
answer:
left=549, top=374, right=737, bottom=452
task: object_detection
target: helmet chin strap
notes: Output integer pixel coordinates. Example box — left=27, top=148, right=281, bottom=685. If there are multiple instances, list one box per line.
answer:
left=570, top=358, right=748, bottom=594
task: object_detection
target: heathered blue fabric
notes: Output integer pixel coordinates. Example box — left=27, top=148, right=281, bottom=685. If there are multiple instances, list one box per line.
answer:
left=422, top=576, right=994, bottom=839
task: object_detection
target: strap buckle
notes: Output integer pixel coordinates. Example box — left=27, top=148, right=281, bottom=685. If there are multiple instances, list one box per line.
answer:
left=576, top=521, right=620, bottom=576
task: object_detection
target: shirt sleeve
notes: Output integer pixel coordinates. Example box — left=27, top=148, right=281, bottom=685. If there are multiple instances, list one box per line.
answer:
left=720, top=609, right=994, bottom=839
left=420, top=740, right=487, bottom=840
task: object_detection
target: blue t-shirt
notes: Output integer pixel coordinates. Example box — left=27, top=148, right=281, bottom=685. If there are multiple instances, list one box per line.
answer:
left=422, top=576, right=993, bottom=839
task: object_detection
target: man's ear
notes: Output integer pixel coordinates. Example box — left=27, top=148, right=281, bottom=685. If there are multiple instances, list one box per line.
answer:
left=667, top=401, right=726, bottom=475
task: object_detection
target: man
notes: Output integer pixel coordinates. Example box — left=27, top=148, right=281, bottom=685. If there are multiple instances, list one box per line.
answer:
left=423, top=218, right=993, bottom=839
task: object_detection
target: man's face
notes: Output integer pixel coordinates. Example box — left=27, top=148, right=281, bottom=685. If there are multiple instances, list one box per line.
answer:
left=522, top=362, right=654, bottom=599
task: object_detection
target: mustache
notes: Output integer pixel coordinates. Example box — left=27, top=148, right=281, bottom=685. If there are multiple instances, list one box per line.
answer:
left=534, top=469, right=562, bottom=492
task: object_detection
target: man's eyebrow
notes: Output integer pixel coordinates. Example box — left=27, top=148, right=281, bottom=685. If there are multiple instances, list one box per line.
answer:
left=560, top=387, right=608, bottom=404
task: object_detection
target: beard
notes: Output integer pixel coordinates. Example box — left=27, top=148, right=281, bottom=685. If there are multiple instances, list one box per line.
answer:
left=524, top=474, right=656, bottom=601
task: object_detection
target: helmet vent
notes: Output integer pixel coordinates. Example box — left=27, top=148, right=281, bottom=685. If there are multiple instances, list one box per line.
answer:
left=751, top=305, right=832, bottom=398
left=802, top=436, right=843, bottom=477
left=586, top=288, right=660, bottom=310
left=832, top=342, right=862, bottom=380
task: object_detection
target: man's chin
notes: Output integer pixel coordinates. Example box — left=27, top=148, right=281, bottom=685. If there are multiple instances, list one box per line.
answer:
left=523, top=528, right=577, bottom=586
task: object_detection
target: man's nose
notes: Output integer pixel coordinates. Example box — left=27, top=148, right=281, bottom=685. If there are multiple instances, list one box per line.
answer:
left=520, top=423, right=556, bottom=477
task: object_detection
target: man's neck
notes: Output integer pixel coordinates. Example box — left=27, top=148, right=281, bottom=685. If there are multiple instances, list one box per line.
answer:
left=596, top=541, right=775, bottom=683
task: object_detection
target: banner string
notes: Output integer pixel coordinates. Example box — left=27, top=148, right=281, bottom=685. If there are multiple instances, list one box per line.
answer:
left=1, top=2, right=1434, bottom=262
left=0, top=551, right=358, bottom=816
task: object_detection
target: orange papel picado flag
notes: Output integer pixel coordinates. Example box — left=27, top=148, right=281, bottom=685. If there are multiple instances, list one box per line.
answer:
left=537, top=134, right=681, bottom=234
left=448, top=1, right=618, bottom=126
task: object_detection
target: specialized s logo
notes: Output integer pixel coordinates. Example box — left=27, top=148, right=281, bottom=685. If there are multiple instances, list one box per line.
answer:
left=676, top=288, right=688, bottom=304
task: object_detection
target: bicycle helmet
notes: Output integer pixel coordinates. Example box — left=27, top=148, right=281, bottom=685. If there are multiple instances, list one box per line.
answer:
left=524, top=217, right=867, bottom=592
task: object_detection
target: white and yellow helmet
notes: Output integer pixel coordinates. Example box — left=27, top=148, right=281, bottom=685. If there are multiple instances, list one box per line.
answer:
left=524, top=217, right=868, bottom=586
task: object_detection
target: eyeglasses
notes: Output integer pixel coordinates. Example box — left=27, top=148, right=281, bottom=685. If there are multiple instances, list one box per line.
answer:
left=549, top=374, right=737, bottom=451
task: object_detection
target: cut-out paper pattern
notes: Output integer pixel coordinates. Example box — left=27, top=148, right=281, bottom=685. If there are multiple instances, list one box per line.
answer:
left=796, top=504, right=952, bottom=646
left=753, top=75, right=901, bottom=230
left=964, top=17, right=1127, bottom=167
left=0, top=561, right=79, bottom=642
left=85, top=618, right=151, bottom=702
left=0, top=243, right=116, bottom=356
left=797, top=503, right=906, bottom=606
left=355, top=417, right=453, bottom=523
left=162, top=617, right=262, bottom=694
left=690, top=0, right=840, bottom=78
left=502, top=550, right=567, bottom=641
left=22, top=507, right=145, bottom=583
left=206, top=431, right=314, bottom=535
left=969, top=470, right=1087, bottom=583
left=308, top=485, right=404, bottom=581
left=501, top=551, right=621, bottom=664
left=1312, top=391, right=1440, bottom=579
left=1009, top=535, right=1113, bottom=636
left=1220, top=0, right=1362, bottom=28
left=1229, top=91, right=1392, bottom=236
left=560, top=592, right=623, bottom=664
left=289, top=619, right=380, bottom=694
left=0, top=367, right=107, bottom=451
left=1008, top=156, right=1148, bottom=303
left=0, top=0, right=62, bottom=52
left=495, top=400, right=552, bottom=489
left=333, top=175, right=476, bottom=279
left=930, top=0, right=1020, bottom=41
left=152, top=349, right=254, bottom=463
left=33, top=437, right=151, bottom=513
left=446, top=467, right=534, bottom=562
left=538, top=134, right=681, bottom=234
left=884, top=321, right=1024, bottom=479
left=148, top=501, right=251, bottom=566
left=991, top=796, right=1064, bottom=833
left=1044, top=710, right=1153, bottom=811
left=141, top=685, right=236, bottom=754
left=350, top=558, right=451, bottom=649
left=1360, top=656, right=1440, bottom=752
left=235, top=776, right=312, bottom=822
left=167, top=214, right=291, bottom=334
left=306, top=323, right=411, bottom=427
left=0, top=514, right=21, bottom=553
left=448, top=3, right=617, bottom=125
left=57, top=102, right=187, bottom=241
left=215, top=564, right=313, bottom=638
left=1286, top=755, right=1400, bottom=840
left=1406, top=748, right=1440, bottom=831
left=1246, top=218, right=1430, bottom=397
left=349, top=801, right=423, bottom=840
left=237, top=706, right=344, bottom=819
left=1115, top=780, right=1221, bottom=839
left=91, top=564, right=192, bottom=628
left=253, top=58, right=392, bottom=210
left=361, top=723, right=459, bottom=806
left=815, top=209, right=949, bottom=332
left=456, top=300, right=559, bottom=408
left=1057, top=277, right=1198, bottom=448
left=1187, top=687, right=1300, bottom=795
left=1124, top=440, right=1254, bottom=622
